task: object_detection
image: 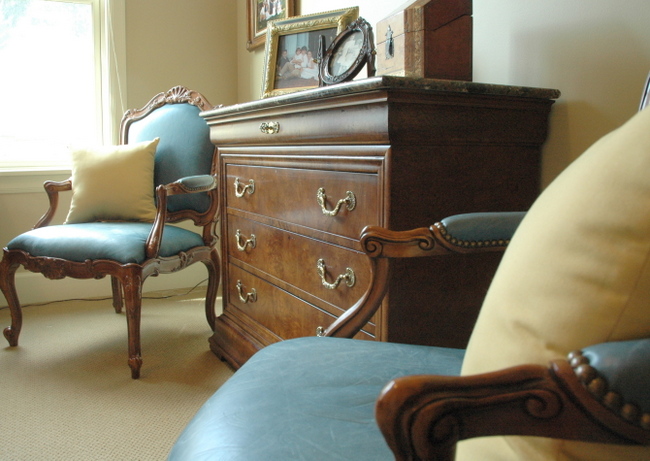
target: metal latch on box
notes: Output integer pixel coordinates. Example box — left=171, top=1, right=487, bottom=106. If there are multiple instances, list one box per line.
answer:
left=385, top=25, right=394, bottom=59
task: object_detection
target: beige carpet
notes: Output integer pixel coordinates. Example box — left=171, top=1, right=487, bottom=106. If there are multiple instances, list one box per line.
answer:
left=0, top=286, right=233, bottom=460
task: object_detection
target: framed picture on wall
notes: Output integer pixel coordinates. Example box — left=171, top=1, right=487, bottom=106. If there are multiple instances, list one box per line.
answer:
left=247, top=0, right=296, bottom=51
left=261, top=7, right=359, bottom=98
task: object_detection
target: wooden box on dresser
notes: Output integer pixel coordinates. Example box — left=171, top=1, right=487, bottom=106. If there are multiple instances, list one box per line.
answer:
left=201, top=76, right=559, bottom=369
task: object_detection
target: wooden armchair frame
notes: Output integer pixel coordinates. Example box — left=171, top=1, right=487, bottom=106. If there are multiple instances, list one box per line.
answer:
left=324, top=217, right=649, bottom=459
left=376, top=357, right=650, bottom=460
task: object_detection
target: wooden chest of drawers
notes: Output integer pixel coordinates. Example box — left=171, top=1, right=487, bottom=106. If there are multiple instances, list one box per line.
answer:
left=201, top=76, right=559, bottom=368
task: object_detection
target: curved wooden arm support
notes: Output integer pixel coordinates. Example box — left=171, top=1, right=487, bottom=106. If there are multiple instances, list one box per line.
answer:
left=145, top=186, right=168, bottom=259
left=376, top=360, right=650, bottom=461
left=145, top=175, right=218, bottom=259
left=34, top=179, right=72, bottom=229
left=322, top=256, right=389, bottom=338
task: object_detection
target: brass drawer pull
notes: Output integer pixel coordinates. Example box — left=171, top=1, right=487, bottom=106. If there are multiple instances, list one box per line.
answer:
left=236, top=280, right=257, bottom=304
left=234, top=177, right=255, bottom=197
left=235, top=229, right=256, bottom=251
left=316, top=188, right=356, bottom=216
left=260, top=121, right=280, bottom=134
left=316, top=259, right=355, bottom=290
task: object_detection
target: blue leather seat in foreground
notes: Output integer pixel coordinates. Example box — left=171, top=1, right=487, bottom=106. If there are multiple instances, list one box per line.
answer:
left=168, top=337, right=464, bottom=461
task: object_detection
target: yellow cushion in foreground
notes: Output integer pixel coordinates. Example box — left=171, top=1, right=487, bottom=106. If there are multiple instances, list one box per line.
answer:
left=65, top=138, right=159, bottom=224
left=458, top=108, right=650, bottom=461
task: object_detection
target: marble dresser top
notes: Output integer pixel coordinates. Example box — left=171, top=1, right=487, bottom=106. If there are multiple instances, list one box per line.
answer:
left=202, top=76, right=561, bottom=118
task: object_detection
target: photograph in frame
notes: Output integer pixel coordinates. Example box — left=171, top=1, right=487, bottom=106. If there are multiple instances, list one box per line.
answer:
left=247, top=0, right=295, bottom=51
left=261, top=7, right=359, bottom=98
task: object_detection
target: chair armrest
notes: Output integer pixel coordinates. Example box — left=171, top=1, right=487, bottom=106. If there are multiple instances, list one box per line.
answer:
left=145, top=175, right=217, bottom=258
left=437, top=211, right=525, bottom=251
left=163, top=174, right=217, bottom=195
left=34, top=179, right=72, bottom=229
left=572, top=338, right=650, bottom=416
left=321, top=212, right=525, bottom=338
left=362, top=212, right=525, bottom=259
left=375, top=340, right=650, bottom=461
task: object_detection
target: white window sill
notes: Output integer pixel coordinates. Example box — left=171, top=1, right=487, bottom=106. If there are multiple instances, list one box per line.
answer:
left=0, top=168, right=71, bottom=195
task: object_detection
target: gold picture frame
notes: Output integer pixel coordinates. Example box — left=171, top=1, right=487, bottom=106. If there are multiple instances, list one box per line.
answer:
left=261, top=7, right=359, bottom=99
left=247, top=0, right=296, bottom=51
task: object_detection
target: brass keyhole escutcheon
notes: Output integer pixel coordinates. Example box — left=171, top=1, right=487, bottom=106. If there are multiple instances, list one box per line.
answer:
left=259, top=121, right=280, bottom=134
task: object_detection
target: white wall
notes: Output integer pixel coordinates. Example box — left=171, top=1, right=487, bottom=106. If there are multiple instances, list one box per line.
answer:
left=124, top=0, right=238, bottom=110
left=470, top=1, right=650, bottom=183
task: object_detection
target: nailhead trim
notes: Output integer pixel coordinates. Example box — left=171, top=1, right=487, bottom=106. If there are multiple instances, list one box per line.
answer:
left=435, top=222, right=511, bottom=249
left=568, top=349, right=650, bottom=430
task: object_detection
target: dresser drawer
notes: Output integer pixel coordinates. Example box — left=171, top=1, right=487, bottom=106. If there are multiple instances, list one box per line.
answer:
left=227, top=214, right=371, bottom=312
left=204, top=91, right=389, bottom=146
left=227, top=264, right=374, bottom=340
left=224, top=161, right=382, bottom=240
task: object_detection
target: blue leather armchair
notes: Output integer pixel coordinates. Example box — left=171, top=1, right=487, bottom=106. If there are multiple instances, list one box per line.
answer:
left=0, top=86, right=221, bottom=379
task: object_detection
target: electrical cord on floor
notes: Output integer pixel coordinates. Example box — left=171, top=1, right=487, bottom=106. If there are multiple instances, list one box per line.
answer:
left=0, top=278, right=210, bottom=310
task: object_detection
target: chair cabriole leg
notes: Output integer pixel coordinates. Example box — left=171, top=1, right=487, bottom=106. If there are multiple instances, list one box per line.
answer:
left=121, top=271, right=143, bottom=379
left=111, top=276, right=124, bottom=313
left=202, top=248, right=221, bottom=331
left=0, top=256, right=22, bottom=347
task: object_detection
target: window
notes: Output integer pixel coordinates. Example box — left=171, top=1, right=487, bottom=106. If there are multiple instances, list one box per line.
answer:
left=0, top=0, right=125, bottom=172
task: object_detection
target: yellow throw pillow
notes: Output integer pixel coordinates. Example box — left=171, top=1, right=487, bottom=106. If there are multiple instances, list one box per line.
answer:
left=457, top=108, right=650, bottom=461
left=65, top=138, right=159, bottom=224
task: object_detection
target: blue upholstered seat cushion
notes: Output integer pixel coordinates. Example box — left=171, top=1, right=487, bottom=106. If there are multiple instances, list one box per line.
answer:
left=168, top=337, right=465, bottom=461
left=7, top=222, right=204, bottom=264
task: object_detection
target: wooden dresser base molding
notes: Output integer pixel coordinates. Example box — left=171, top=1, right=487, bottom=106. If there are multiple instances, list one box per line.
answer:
left=201, top=76, right=559, bottom=369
